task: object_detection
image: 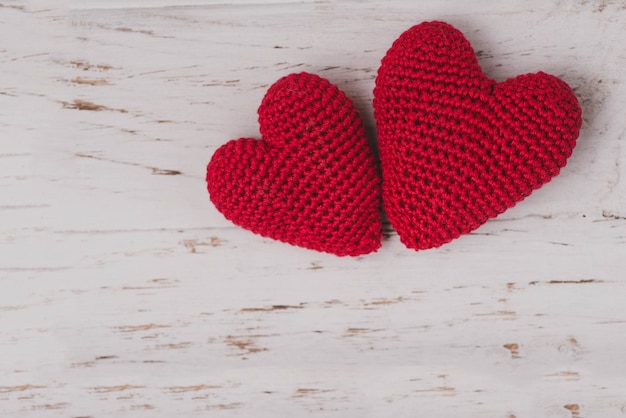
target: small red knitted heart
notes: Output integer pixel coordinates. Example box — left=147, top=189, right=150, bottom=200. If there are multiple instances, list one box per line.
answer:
left=374, top=21, right=582, bottom=250
left=206, top=72, right=382, bottom=256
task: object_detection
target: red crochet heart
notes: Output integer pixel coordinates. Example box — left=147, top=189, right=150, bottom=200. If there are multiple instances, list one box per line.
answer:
left=374, top=21, right=582, bottom=250
left=206, top=72, right=382, bottom=256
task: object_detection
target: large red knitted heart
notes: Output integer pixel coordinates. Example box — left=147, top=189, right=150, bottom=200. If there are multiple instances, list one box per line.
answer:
left=374, top=21, right=582, bottom=250
left=206, top=72, right=382, bottom=256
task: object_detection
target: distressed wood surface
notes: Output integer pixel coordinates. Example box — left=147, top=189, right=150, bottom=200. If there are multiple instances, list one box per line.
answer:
left=1, top=0, right=625, bottom=416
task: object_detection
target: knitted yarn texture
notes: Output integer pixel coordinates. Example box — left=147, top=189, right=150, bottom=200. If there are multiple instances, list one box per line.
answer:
left=374, top=21, right=582, bottom=250
left=206, top=72, right=382, bottom=256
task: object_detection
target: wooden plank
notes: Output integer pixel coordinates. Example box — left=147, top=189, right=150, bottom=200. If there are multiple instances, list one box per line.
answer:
left=1, top=0, right=625, bottom=416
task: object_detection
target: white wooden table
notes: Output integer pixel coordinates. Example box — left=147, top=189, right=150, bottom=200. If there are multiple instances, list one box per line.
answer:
left=1, top=1, right=625, bottom=416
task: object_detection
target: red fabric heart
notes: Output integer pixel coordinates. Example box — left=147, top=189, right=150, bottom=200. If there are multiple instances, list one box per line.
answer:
left=206, top=72, right=382, bottom=256
left=374, top=21, right=582, bottom=250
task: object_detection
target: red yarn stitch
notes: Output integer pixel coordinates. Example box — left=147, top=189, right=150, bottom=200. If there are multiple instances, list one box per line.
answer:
left=374, top=21, right=582, bottom=250
left=206, top=72, right=382, bottom=256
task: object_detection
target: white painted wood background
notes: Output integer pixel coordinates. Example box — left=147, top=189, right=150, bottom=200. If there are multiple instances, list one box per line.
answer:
left=1, top=0, right=625, bottom=416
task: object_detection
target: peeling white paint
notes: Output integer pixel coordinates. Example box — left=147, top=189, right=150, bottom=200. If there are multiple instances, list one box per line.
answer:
left=1, top=1, right=625, bottom=417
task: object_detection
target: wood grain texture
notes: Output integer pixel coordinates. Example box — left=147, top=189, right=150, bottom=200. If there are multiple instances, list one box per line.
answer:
left=1, top=0, right=625, bottom=416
